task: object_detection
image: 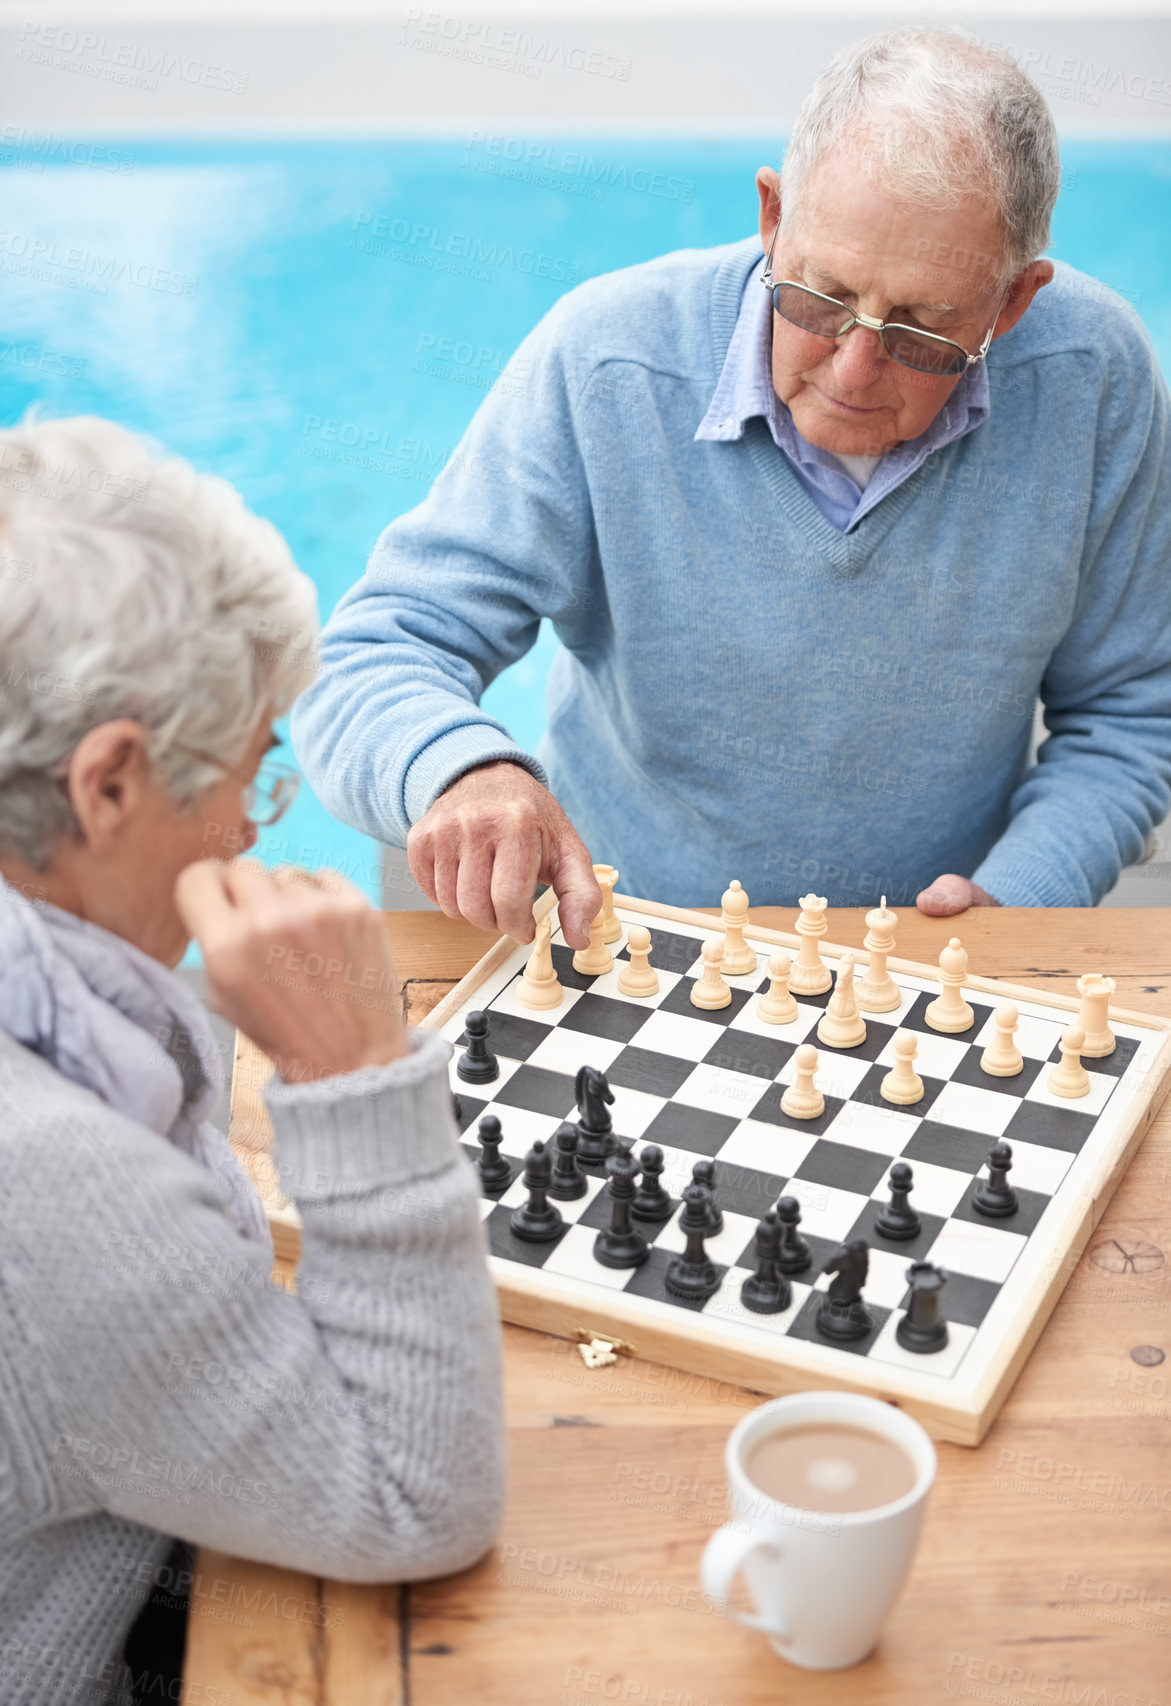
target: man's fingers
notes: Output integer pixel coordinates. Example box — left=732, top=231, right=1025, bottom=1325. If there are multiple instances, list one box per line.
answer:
left=545, top=834, right=603, bottom=949
left=454, top=841, right=502, bottom=935
left=916, top=874, right=973, bottom=917
left=491, top=830, right=542, bottom=943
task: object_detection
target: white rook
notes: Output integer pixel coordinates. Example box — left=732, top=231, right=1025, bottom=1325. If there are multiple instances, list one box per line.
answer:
left=1076, top=972, right=1116, bottom=1058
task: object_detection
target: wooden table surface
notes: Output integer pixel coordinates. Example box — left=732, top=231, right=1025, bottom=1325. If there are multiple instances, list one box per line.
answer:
left=185, top=907, right=1171, bottom=1706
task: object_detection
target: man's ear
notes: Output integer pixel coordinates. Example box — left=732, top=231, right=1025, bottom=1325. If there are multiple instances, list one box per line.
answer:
left=991, top=259, right=1056, bottom=342
left=64, top=720, right=154, bottom=854
left=756, top=166, right=782, bottom=253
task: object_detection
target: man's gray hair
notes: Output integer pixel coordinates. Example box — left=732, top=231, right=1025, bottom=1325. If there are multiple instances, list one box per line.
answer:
left=781, top=25, right=1062, bottom=283
left=0, top=415, right=318, bottom=868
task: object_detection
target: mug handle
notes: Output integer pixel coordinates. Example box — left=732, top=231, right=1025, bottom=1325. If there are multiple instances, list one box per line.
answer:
left=701, top=1522, right=790, bottom=1640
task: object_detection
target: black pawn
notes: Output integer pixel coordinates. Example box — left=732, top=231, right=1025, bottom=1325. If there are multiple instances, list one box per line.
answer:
left=476, top=1114, right=513, bottom=1194
left=664, top=1183, right=721, bottom=1302
left=452, top=1090, right=463, bottom=1125
left=875, top=1161, right=921, bottom=1241
left=594, top=1141, right=649, bottom=1269
left=510, top=1140, right=564, bottom=1243
left=896, top=1261, right=950, bottom=1354
left=740, top=1211, right=792, bottom=1314
left=775, top=1195, right=812, bottom=1274
left=631, top=1144, right=673, bottom=1223
left=691, top=1159, right=724, bottom=1235
left=973, top=1141, right=1018, bottom=1218
left=548, top=1120, right=587, bottom=1201
left=457, top=1010, right=498, bottom=1086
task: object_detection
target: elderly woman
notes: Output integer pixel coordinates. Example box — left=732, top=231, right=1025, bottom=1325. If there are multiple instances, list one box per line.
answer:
left=0, top=417, right=505, bottom=1706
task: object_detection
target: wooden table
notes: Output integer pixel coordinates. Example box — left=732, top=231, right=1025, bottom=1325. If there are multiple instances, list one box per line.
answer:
left=185, top=908, right=1171, bottom=1706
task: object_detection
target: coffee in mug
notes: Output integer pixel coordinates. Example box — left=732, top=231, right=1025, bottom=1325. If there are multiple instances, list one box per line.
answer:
left=745, top=1422, right=918, bottom=1514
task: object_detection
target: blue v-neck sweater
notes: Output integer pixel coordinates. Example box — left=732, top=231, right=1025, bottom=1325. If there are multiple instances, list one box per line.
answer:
left=293, top=237, right=1171, bottom=908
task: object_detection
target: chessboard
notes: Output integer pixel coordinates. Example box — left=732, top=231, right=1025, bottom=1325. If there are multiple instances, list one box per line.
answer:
left=424, top=890, right=1171, bottom=1445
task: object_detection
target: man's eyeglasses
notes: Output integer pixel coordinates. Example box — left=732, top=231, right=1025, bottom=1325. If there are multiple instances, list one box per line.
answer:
left=175, top=741, right=300, bottom=827
left=760, top=223, right=1006, bottom=379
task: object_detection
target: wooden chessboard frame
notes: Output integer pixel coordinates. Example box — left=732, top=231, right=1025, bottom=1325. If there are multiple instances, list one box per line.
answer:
left=418, top=889, right=1171, bottom=1445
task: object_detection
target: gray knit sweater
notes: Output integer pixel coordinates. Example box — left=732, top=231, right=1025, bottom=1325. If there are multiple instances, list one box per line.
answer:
left=0, top=1023, right=506, bottom=1706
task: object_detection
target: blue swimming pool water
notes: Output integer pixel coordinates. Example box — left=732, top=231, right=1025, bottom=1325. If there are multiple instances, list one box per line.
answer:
left=2, top=137, right=1169, bottom=926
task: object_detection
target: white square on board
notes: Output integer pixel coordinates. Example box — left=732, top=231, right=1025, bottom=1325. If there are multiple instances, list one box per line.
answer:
left=870, top=1157, right=971, bottom=1218
left=875, top=1028, right=969, bottom=1080
left=655, top=1208, right=759, bottom=1267
left=633, top=1008, right=723, bottom=1064
left=868, top=1312, right=978, bottom=1379
left=717, top=1119, right=819, bottom=1183
left=702, top=1275, right=812, bottom=1336
left=928, top=1080, right=1019, bottom=1138
left=676, top=1062, right=769, bottom=1120
left=488, top=980, right=585, bottom=1025
left=824, top=1098, right=921, bottom=1157
left=778, top=1049, right=872, bottom=1101
left=972, top=1005, right=1065, bottom=1063
left=541, top=1222, right=640, bottom=1289
left=527, top=1027, right=625, bottom=1077
left=1023, top=1066, right=1115, bottom=1119
left=727, top=998, right=820, bottom=1045
left=983, top=1138, right=1071, bottom=1196
left=780, top=1178, right=872, bottom=1243
left=927, top=1219, right=1026, bottom=1285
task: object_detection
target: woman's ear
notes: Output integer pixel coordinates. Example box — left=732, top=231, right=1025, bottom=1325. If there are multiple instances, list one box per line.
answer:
left=64, top=720, right=155, bottom=854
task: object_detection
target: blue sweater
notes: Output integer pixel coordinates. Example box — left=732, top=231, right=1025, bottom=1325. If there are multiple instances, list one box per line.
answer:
left=292, top=236, right=1171, bottom=908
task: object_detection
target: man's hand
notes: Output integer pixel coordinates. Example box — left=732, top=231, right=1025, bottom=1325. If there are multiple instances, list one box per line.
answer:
left=407, top=761, right=602, bottom=949
left=174, top=860, right=409, bottom=1083
left=916, top=874, right=1000, bottom=917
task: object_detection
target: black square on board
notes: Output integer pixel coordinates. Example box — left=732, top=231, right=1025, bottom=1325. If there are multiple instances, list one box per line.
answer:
left=900, top=990, right=994, bottom=1039
left=484, top=1202, right=569, bottom=1264
left=749, top=1082, right=847, bottom=1138
left=558, top=992, right=653, bottom=1045
left=550, top=944, right=604, bottom=992
left=700, top=1029, right=795, bottom=1081
left=658, top=978, right=752, bottom=1026
left=623, top=1244, right=729, bottom=1312
left=951, top=1178, right=1050, bottom=1238
left=786, top=1291, right=891, bottom=1356
left=1045, top=1034, right=1137, bottom=1080
left=467, top=1008, right=554, bottom=1062
left=814, top=1019, right=899, bottom=1064
left=899, top=1269, right=1000, bottom=1328
left=845, top=1198, right=947, bottom=1263
left=901, top=1120, right=999, bottom=1174
left=460, top=1141, right=520, bottom=1197
left=453, top=1094, right=489, bottom=1134
left=639, top=1102, right=740, bottom=1157
left=607, top=1045, right=695, bottom=1099
left=1003, top=1100, right=1098, bottom=1155
left=949, top=1049, right=1043, bottom=1098
left=795, top=1140, right=890, bottom=1196
left=494, top=1065, right=577, bottom=1119
left=704, top=1158, right=791, bottom=1221
left=850, top=1064, right=946, bottom=1120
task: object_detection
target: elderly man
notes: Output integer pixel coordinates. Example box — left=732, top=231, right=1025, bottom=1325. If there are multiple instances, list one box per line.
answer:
left=293, top=25, right=1171, bottom=950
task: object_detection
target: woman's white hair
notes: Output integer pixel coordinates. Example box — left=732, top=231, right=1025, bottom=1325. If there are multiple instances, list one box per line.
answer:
left=781, top=25, right=1062, bottom=283
left=0, top=414, right=318, bottom=868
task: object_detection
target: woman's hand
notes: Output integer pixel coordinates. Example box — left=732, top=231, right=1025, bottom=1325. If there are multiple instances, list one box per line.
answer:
left=174, top=860, right=409, bottom=1082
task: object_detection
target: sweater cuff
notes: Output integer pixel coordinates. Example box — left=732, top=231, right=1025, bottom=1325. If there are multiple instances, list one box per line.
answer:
left=264, top=1027, right=460, bottom=1201
left=969, top=847, right=1086, bottom=908
left=402, top=723, right=548, bottom=826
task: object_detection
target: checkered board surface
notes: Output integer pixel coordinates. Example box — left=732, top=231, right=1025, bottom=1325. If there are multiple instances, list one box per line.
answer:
left=433, top=903, right=1165, bottom=1412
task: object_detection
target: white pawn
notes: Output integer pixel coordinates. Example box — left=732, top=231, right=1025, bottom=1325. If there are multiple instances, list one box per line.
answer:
left=781, top=1043, right=825, bottom=1120
left=817, top=952, right=867, bottom=1049
left=572, top=909, right=613, bottom=976
left=593, top=863, right=623, bottom=944
left=758, top=952, right=798, bottom=1025
left=1048, top=1024, right=1091, bottom=1099
left=981, top=1003, right=1023, bottom=1076
left=691, top=937, right=732, bottom=1010
left=617, top=925, right=659, bottom=997
left=516, top=913, right=563, bottom=1010
left=925, top=937, right=974, bottom=1034
left=720, top=879, right=757, bottom=977
left=790, top=893, right=832, bottom=996
left=881, top=1029, right=924, bottom=1106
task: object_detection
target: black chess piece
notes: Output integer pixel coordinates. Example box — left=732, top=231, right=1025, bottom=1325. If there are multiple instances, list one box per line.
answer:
left=594, top=1141, right=650, bottom=1269
left=816, top=1239, right=874, bottom=1341
left=740, top=1210, right=792, bottom=1315
left=691, top=1159, right=724, bottom=1235
left=664, top=1183, right=722, bottom=1302
left=973, top=1141, right=1018, bottom=1219
left=548, top=1120, right=588, bottom=1201
left=457, top=1010, right=499, bottom=1085
left=896, top=1261, right=950, bottom=1354
left=475, top=1114, right=513, bottom=1194
left=510, top=1140, right=564, bottom=1243
left=631, top=1144, right=673, bottom=1223
left=775, top=1194, right=812, bottom=1274
left=575, top=1063, right=617, bottom=1164
left=452, top=1090, right=463, bottom=1125
left=875, top=1161, right=921, bottom=1241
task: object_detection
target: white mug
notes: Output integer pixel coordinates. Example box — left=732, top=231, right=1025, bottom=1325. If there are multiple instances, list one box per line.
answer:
left=701, top=1391, right=936, bottom=1670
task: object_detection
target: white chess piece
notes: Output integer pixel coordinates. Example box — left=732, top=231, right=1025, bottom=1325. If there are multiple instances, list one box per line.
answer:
left=817, top=952, right=867, bottom=1049
left=757, top=952, right=798, bottom=1025
left=617, top=924, right=659, bottom=997
left=719, top=879, right=757, bottom=977
left=691, top=937, right=732, bottom=1011
left=925, top=937, right=974, bottom=1034
left=1076, top=973, right=1116, bottom=1058
left=1048, top=1024, right=1091, bottom=1099
left=573, top=909, right=613, bottom=976
left=593, top=864, right=623, bottom=944
left=790, top=893, right=831, bottom=995
left=857, top=896, right=901, bottom=1013
left=981, top=1003, right=1023, bottom=1076
left=516, top=913, right=563, bottom=1010
left=881, top=1029, right=924, bottom=1106
left=781, top=1043, right=825, bottom=1120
